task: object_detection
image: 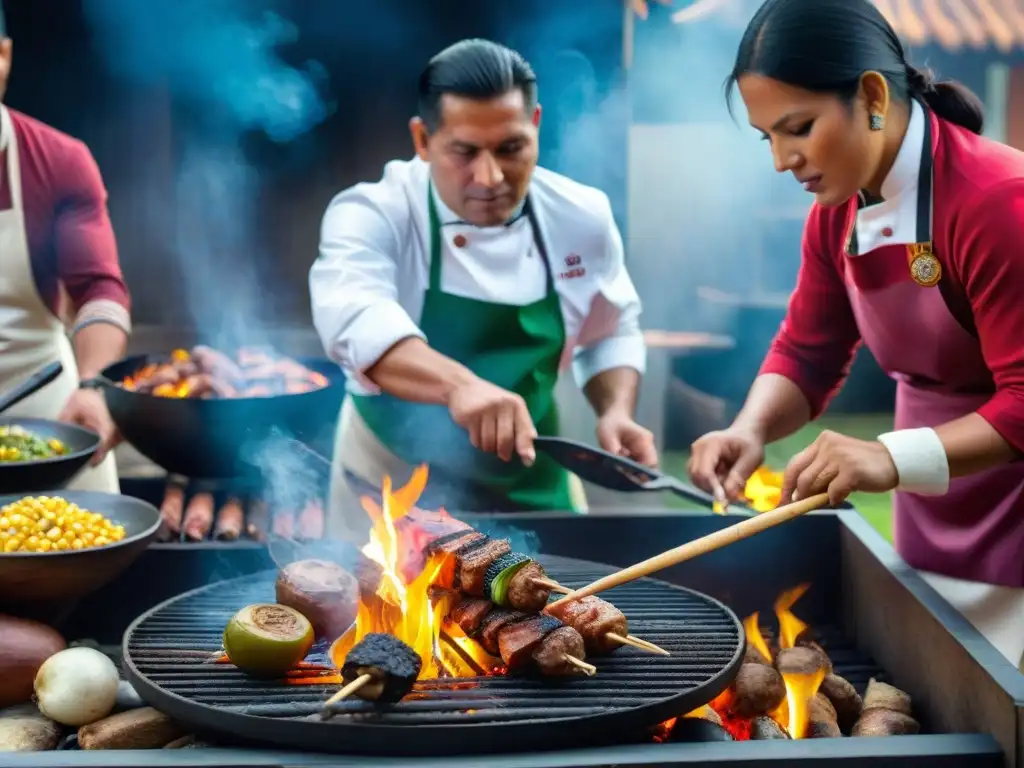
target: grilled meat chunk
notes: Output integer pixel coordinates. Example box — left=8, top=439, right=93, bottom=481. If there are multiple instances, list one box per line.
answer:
left=449, top=597, right=492, bottom=635
left=478, top=609, right=527, bottom=655
left=498, top=615, right=563, bottom=669
left=456, top=538, right=511, bottom=594
left=340, top=633, right=421, bottom=704
left=546, top=596, right=628, bottom=655
left=504, top=561, right=551, bottom=613
left=532, top=626, right=587, bottom=675
left=426, top=530, right=484, bottom=557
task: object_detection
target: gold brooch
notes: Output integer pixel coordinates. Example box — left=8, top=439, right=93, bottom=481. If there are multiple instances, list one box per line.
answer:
left=907, top=243, right=941, bottom=287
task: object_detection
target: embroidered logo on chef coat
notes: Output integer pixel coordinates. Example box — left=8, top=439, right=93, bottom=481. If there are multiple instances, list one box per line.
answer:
left=560, top=254, right=585, bottom=280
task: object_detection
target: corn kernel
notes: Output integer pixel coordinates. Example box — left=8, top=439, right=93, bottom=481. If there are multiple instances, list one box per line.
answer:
left=0, top=496, right=124, bottom=554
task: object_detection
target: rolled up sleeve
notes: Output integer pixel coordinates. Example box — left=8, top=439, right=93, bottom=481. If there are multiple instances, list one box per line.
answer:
left=309, top=189, right=424, bottom=392
left=571, top=203, right=647, bottom=387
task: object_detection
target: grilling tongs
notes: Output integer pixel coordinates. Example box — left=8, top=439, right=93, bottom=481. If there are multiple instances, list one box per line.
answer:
left=533, top=436, right=752, bottom=515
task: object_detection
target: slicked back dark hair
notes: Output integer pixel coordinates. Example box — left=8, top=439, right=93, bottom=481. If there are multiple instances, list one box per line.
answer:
left=417, top=39, right=538, bottom=132
left=725, top=0, right=984, bottom=135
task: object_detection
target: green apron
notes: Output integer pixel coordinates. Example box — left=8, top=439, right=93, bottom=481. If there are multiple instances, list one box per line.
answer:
left=351, top=185, right=576, bottom=512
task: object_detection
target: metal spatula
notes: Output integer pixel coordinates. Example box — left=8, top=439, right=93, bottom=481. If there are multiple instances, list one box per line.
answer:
left=534, top=435, right=751, bottom=514
left=0, top=362, right=64, bottom=415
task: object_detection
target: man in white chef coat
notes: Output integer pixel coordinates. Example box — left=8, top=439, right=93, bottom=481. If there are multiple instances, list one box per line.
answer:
left=310, top=39, right=653, bottom=527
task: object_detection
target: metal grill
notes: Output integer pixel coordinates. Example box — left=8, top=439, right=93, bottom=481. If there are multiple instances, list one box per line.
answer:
left=123, top=554, right=744, bottom=756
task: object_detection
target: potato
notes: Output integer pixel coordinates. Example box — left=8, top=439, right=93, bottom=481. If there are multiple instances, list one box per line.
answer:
left=852, top=707, right=920, bottom=737
left=862, top=678, right=912, bottom=717
left=0, top=616, right=66, bottom=709
left=731, top=662, right=786, bottom=718
left=819, top=673, right=863, bottom=733
left=775, top=646, right=829, bottom=677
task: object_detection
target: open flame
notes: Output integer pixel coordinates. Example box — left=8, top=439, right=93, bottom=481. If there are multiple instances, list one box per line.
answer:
left=329, top=467, right=500, bottom=679
left=664, top=583, right=825, bottom=742
left=743, top=466, right=784, bottom=512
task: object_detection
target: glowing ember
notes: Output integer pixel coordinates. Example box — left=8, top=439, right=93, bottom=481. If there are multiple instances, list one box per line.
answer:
left=655, top=583, right=825, bottom=742
left=120, top=346, right=329, bottom=399
left=743, top=466, right=784, bottom=512
left=329, top=467, right=500, bottom=680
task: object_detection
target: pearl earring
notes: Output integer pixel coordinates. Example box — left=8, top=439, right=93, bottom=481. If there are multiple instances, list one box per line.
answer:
left=869, top=113, right=885, bottom=131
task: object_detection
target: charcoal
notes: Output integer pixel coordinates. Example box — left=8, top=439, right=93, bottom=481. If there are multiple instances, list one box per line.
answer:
left=341, top=633, right=422, bottom=704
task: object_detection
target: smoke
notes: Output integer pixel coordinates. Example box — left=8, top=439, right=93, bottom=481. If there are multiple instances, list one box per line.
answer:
left=81, top=0, right=332, bottom=350
left=501, top=2, right=807, bottom=338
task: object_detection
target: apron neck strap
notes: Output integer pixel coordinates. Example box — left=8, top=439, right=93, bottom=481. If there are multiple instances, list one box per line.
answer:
left=426, top=181, right=555, bottom=293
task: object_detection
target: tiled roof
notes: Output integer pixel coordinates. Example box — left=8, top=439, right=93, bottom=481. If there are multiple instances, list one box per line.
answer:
left=669, top=0, right=1024, bottom=51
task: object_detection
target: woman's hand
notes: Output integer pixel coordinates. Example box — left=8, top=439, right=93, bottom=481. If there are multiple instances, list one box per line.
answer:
left=688, top=427, right=765, bottom=502
left=780, top=430, right=898, bottom=507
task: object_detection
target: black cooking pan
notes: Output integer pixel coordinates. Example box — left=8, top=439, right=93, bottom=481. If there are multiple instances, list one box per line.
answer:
left=82, top=354, right=347, bottom=479
left=0, top=363, right=101, bottom=494
left=533, top=436, right=752, bottom=514
left=0, top=490, right=161, bottom=604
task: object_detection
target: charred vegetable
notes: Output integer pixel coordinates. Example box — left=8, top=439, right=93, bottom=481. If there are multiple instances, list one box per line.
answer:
left=483, top=552, right=531, bottom=607
left=339, top=633, right=422, bottom=704
left=222, top=604, right=314, bottom=678
left=275, top=559, right=358, bottom=641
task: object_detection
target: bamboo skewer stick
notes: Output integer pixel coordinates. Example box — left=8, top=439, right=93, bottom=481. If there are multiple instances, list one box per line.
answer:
left=320, top=673, right=373, bottom=719
left=530, top=578, right=670, bottom=656
left=564, top=655, right=597, bottom=675
left=546, top=493, right=833, bottom=611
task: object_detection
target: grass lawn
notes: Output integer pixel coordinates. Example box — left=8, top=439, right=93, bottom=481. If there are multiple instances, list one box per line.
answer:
left=661, top=413, right=896, bottom=542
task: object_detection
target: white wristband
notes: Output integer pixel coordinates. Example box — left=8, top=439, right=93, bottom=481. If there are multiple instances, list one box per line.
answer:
left=877, top=428, right=950, bottom=496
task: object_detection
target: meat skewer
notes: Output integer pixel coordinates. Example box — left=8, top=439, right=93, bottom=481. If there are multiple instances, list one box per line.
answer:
left=427, top=530, right=667, bottom=655
left=246, top=499, right=269, bottom=541
left=446, top=590, right=666, bottom=658
left=450, top=602, right=595, bottom=676
left=213, top=497, right=245, bottom=541
left=297, top=498, right=325, bottom=540
left=321, top=633, right=422, bottom=718
left=182, top=492, right=215, bottom=541
left=158, top=482, right=185, bottom=541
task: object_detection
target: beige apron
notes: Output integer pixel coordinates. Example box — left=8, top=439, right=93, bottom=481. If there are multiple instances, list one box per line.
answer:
left=328, top=397, right=587, bottom=539
left=0, top=106, right=118, bottom=493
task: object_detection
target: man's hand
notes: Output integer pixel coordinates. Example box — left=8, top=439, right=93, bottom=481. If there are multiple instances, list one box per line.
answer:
left=596, top=411, right=658, bottom=467
left=447, top=378, right=537, bottom=465
left=58, top=388, right=120, bottom=465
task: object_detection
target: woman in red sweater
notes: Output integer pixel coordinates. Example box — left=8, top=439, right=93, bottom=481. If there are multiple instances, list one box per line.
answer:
left=689, top=0, right=1024, bottom=667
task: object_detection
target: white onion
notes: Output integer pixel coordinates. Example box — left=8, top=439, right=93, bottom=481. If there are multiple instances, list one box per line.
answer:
left=33, top=647, right=119, bottom=727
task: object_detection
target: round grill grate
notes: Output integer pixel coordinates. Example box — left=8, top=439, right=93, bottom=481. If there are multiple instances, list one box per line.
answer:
left=123, top=554, right=743, bottom=756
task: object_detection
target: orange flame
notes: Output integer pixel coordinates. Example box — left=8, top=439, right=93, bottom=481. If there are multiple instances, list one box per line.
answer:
left=661, top=584, right=822, bottom=742
left=328, top=467, right=499, bottom=679
left=743, top=612, right=773, bottom=663
left=743, top=466, right=784, bottom=512
left=774, top=583, right=811, bottom=650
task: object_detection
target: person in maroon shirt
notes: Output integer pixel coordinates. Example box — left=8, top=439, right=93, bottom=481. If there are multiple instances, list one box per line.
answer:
left=688, top=0, right=1024, bottom=669
left=0, top=7, right=130, bottom=488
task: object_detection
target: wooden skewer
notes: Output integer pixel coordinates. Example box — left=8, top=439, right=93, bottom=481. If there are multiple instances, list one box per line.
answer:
left=320, top=673, right=373, bottom=720
left=606, top=632, right=670, bottom=656
left=546, top=492, right=832, bottom=611
left=531, top=578, right=670, bottom=656
left=564, top=655, right=597, bottom=676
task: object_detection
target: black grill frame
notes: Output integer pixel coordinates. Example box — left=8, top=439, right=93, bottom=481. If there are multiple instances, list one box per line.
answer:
left=122, top=554, right=744, bottom=756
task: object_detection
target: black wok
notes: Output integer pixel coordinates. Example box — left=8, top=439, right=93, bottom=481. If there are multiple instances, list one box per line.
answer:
left=0, top=418, right=101, bottom=494
left=0, top=490, right=162, bottom=603
left=82, top=354, right=346, bottom=479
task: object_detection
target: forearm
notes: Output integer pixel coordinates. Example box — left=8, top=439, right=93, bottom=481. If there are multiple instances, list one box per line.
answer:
left=583, top=366, right=640, bottom=418
left=732, top=373, right=813, bottom=444
left=364, top=337, right=477, bottom=405
left=875, top=413, right=1016, bottom=497
left=73, top=322, right=127, bottom=380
